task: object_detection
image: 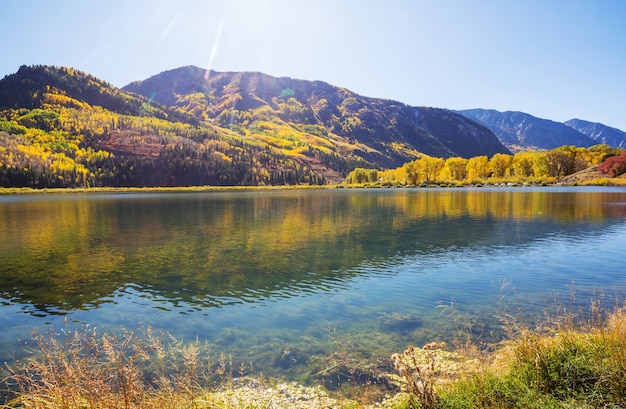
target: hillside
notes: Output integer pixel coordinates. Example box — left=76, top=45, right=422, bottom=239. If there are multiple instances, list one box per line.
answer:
left=123, top=66, right=509, bottom=165
left=458, top=109, right=598, bottom=152
left=0, top=65, right=512, bottom=188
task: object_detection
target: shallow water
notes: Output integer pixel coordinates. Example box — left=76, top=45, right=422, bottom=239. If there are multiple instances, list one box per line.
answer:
left=1, top=187, right=625, bottom=380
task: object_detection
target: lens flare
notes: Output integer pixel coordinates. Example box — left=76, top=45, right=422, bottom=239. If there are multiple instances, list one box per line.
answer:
left=204, top=19, right=224, bottom=81
left=139, top=91, right=157, bottom=116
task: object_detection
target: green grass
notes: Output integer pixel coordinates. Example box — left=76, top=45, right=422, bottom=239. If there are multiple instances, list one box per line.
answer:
left=423, top=305, right=626, bottom=409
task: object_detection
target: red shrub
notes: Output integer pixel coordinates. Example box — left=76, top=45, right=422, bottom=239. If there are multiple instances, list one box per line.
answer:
left=598, top=151, right=626, bottom=177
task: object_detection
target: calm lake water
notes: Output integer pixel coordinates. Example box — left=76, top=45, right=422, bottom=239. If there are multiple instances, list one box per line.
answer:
left=1, top=187, right=626, bottom=382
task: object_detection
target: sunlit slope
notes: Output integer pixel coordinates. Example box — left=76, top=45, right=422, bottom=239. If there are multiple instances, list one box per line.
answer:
left=124, top=66, right=509, bottom=166
left=0, top=65, right=509, bottom=187
left=0, top=65, right=353, bottom=186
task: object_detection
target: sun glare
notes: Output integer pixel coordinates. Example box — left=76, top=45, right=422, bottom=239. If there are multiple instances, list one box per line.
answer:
left=204, top=18, right=224, bottom=81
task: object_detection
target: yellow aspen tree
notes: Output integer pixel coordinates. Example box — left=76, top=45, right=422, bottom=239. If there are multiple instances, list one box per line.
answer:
left=532, top=152, right=549, bottom=178
left=511, top=151, right=535, bottom=178
left=489, top=153, right=513, bottom=178
left=442, top=157, right=468, bottom=182
left=466, top=155, right=490, bottom=181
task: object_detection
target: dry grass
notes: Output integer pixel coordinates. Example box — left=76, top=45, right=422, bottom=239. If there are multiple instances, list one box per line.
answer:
left=0, top=325, right=364, bottom=409
left=2, top=325, right=242, bottom=409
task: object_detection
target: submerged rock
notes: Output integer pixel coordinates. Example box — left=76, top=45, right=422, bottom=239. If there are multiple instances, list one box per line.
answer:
left=378, top=313, right=423, bottom=333
left=319, top=364, right=398, bottom=392
left=273, top=347, right=304, bottom=369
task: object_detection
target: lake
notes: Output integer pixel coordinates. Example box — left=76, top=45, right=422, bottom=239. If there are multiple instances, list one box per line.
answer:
left=1, top=187, right=625, bottom=384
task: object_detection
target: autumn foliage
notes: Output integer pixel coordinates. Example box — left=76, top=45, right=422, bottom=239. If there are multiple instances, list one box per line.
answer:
left=346, top=145, right=625, bottom=186
left=598, top=151, right=626, bottom=177
left=0, top=66, right=343, bottom=187
left=1, top=65, right=624, bottom=189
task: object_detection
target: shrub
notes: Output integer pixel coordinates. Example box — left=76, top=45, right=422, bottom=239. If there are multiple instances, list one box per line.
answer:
left=598, top=151, right=626, bottom=177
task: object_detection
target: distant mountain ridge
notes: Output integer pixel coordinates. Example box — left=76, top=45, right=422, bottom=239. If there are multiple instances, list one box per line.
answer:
left=457, top=109, right=595, bottom=152
left=564, top=118, right=626, bottom=148
left=457, top=109, right=625, bottom=152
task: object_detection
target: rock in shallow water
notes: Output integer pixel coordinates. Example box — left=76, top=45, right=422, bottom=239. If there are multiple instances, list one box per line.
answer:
left=378, top=313, right=423, bottom=333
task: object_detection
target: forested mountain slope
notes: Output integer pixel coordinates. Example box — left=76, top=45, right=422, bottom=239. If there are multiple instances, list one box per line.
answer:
left=0, top=66, right=345, bottom=186
left=124, top=66, right=510, bottom=167
left=0, top=65, right=513, bottom=187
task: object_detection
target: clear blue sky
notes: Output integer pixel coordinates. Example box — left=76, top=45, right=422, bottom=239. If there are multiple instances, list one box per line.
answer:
left=2, top=0, right=625, bottom=130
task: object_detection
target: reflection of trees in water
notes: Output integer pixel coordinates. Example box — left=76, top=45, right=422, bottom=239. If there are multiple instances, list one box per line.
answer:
left=0, top=189, right=624, bottom=315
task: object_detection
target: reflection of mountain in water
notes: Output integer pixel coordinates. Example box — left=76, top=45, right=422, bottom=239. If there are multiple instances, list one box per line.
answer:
left=1, top=188, right=625, bottom=316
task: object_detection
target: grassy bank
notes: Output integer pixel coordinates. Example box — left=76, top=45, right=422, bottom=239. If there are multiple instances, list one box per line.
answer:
left=3, top=302, right=626, bottom=408
left=2, top=174, right=625, bottom=195
left=0, top=184, right=335, bottom=195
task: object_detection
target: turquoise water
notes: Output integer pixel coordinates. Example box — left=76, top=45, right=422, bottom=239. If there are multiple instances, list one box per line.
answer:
left=1, top=187, right=625, bottom=381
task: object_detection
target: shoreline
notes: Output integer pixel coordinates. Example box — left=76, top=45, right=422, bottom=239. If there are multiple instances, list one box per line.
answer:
left=0, top=184, right=337, bottom=195
left=2, top=178, right=626, bottom=195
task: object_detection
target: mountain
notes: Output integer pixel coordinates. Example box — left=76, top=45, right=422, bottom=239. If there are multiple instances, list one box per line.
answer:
left=0, top=65, right=511, bottom=188
left=564, top=118, right=626, bottom=148
left=123, top=66, right=510, bottom=166
left=0, top=65, right=329, bottom=187
left=458, top=109, right=598, bottom=152
left=8, top=65, right=623, bottom=188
